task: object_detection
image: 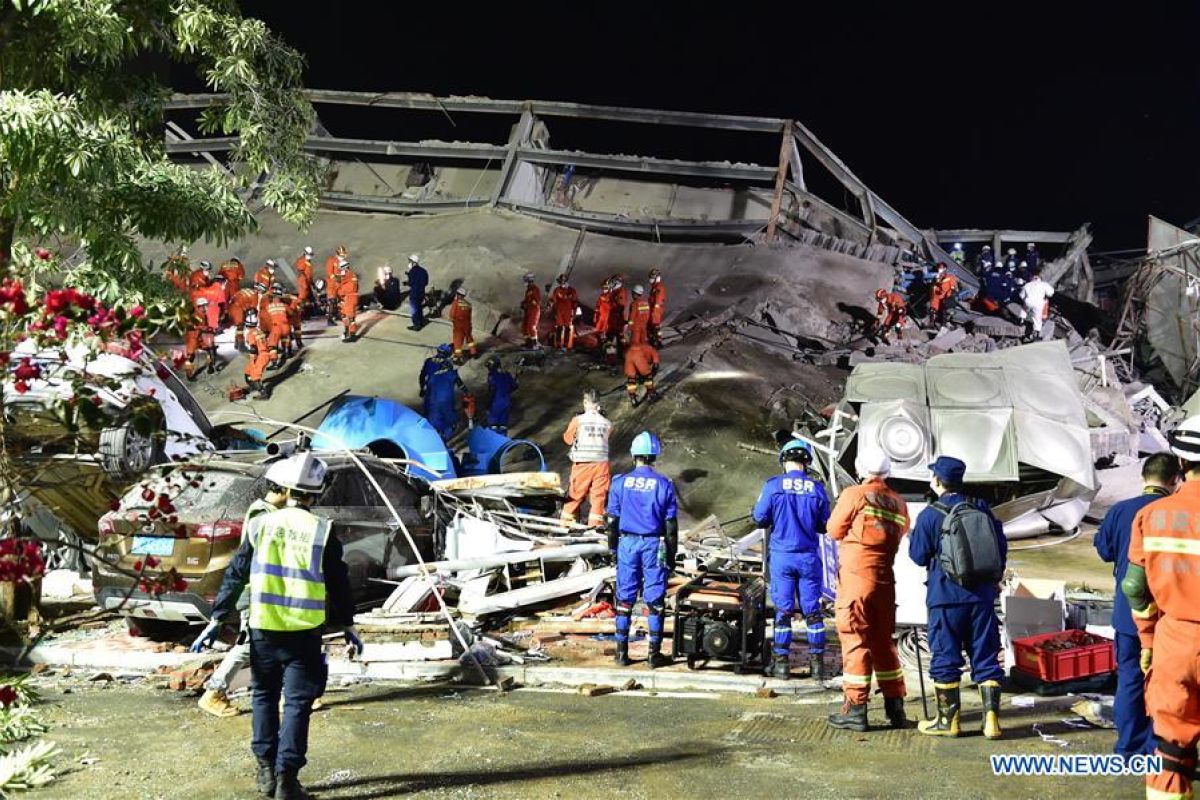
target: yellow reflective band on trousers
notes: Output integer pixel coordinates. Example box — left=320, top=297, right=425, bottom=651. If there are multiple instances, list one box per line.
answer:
left=875, top=668, right=904, bottom=681
left=248, top=507, right=331, bottom=632
left=863, top=505, right=907, bottom=527
left=1144, top=537, right=1200, bottom=556
left=843, top=673, right=872, bottom=685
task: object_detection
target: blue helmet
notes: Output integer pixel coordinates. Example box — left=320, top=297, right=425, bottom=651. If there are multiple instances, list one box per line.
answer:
left=630, top=431, right=662, bottom=458
left=779, top=439, right=812, bottom=464
left=436, top=343, right=453, bottom=357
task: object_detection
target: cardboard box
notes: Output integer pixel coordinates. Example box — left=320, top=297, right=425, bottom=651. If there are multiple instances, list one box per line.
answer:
left=1003, top=577, right=1066, bottom=668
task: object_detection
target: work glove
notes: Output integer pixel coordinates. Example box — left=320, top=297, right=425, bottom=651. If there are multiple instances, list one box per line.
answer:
left=343, top=625, right=364, bottom=660
left=190, top=620, right=220, bottom=653
left=1140, top=648, right=1152, bottom=675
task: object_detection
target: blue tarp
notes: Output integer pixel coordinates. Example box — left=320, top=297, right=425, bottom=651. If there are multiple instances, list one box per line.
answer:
left=312, top=395, right=455, bottom=481
left=458, top=426, right=545, bottom=477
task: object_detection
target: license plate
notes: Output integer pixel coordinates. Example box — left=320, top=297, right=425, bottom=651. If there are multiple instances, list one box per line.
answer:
left=131, top=536, right=175, bottom=557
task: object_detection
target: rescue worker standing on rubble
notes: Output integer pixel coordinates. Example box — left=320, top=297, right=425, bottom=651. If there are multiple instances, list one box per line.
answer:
left=647, top=268, right=666, bottom=347
left=192, top=452, right=361, bottom=800
left=550, top=274, right=579, bottom=351
left=561, top=390, right=612, bottom=528
left=825, top=453, right=911, bottom=732
left=242, top=309, right=272, bottom=400
left=420, top=344, right=466, bottom=441
left=254, top=259, right=278, bottom=293
left=1124, top=416, right=1200, bottom=800
left=624, top=339, right=660, bottom=407
left=484, top=356, right=518, bottom=433
left=929, top=262, right=957, bottom=326
left=520, top=272, right=542, bottom=348
left=325, top=246, right=347, bottom=324
left=752, top=440, right=832, bottom=681
left=293, top=247, right=314, bottom=317
left=910, top=455, right=1007, bottom=739
left=335, top=260, right=359, bottom=343
left=220, top=257, right=245, bottom=302
left=1025, top=242, right=1041, bottom=271
left=1094, top=453, right=1180, bottom=759
left=873, top=288, right=907, bottom=344
left=607, top=431, right=678, bottom=669
left=1019, top=267, right=1054, bottom=341
left=594, top=278, right=615, bottom=362
left=950, top=243, right=965, bottom=265
left=449, top=286, right=476, bottom=362
left=404, top=255, right=429, bottom=330
left=626, top=285, right=652, bottom=346
left=184, top=294, right=220, bottom=380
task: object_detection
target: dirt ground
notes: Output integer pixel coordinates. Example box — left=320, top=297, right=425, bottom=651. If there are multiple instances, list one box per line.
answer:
left=34, top=677, right=1139, bottom=800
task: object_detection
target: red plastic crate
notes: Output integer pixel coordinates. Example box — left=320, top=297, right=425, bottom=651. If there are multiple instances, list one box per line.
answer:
left=1013, top=629, right=1115, bottom=682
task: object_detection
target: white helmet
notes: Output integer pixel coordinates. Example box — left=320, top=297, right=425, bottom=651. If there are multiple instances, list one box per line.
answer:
left=266, top=259, right=277, bottom=269
left=264, top=452, right=328, bottom=493
left=1168, top=416, right=1200, bottom=461
left=1007, top=248, right=1016, bottom=255
left=1019, top=261, right=1028, bottom=268
left=952, top=243, right=963, bottom=251
left=408, top=254, right=420, bottom=264
left=382, top=264, right=393, bottom=276
left=982, top=245, right=992, bottom=252
left=1026, top=242, right=1035, bottom=249
left=523, top=272, right=535, bottom=283
left=303, top=246, right=314, bottom=256
left=859, top=452, right=892, bottom=478
left=633, top=284, right=645, bottom=296
left=456, top=286, right=468, bottom=297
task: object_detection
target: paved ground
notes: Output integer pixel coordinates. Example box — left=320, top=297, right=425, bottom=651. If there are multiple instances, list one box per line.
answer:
left=35, top=677, right=1140, bottom=800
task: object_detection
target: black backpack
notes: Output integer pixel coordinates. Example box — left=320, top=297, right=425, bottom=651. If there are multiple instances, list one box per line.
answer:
left=933, top=500, right=1004, bottom=588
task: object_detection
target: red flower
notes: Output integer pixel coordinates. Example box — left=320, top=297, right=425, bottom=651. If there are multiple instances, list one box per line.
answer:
left=50, top=315, right=69, bottom=339
left=172, top=577, right=188, bottom=592
left=13, top=358, right=40, bottom=383
left=144, top=556, right=159, bottom=569
left=12, top=379, right=28, bottom=395
left=132, top=560, right=143, bottom=572
left=140, top=487, right=154, bottom=502
left=0, top=686, right=18, bottom=707
left=0, top=280, right=28, bottom=316
left=34, top=248, right=51, bottom=261
left=129, top=305, right=145, bottom=319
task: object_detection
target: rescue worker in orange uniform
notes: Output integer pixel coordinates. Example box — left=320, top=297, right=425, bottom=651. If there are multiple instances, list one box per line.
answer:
left=189, top=260, right=214, bottom=291
left=293, top=246, right=314, bottom=316
left=1125, top=416, right=1200, bottom=800
left=325, top=246, right=347, bottom=324
left=520, top=272, right=542, bottom=348
left=284, top=289, right=303, bottom=358
left=624, top=341, right=660, bottom=407
left=219, top=258, right=245, bottom=303
left=228, top=284, right=264, bottom=352
left=561, top=391, right=612, bottom=528
left=606, top=277, right=629, bottom=358
left=264, top=285, right=292, bottom=368
left=626, top=285, right=652, bottom=347
left=594, top=279, right=616, bottom=364
left=241, top=309, right=271, bottom=400
left=929, top=262, right=958, bottom=326
left=825, top=453, right=911, bottom=732
left=647, top=268, right=666, bottom=347
left=550, top=274, right=579, bottom=351
left=447, top=286, right=476, bottom=362
left=184, top=293, right=221, bottom=380
left=335, top=260, right=359, bottom=343
left=252, top=259, right=277, bottom=294
left=874, top=288, right=908, bottom=344
left=163, top=246, right=191, bottom=293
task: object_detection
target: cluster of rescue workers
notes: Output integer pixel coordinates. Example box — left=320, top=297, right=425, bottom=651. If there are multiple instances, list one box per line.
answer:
left=872, top=241, right=1056, bottom=344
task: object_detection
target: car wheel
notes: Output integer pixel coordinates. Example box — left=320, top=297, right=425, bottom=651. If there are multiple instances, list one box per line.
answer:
left=98, top=423, right=163, bottom=479
left=125, top=616, right=189, bottom=641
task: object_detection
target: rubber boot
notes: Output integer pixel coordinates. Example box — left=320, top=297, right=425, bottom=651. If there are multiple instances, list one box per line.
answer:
left=614, top=640, right=631, bottom=667
left=980, top=680, right=1002, bottom=740
left=274, top=770, right=310, bottom=800
left=197, top=688, right=239, bottom=718
left=628, top=393, right=640, bottom=408
left=884, top=696, right=908, bottom=729
left=255, top=758, right=276, bottom=797
left=647, top=642, right=673, bottom=670
left=772, top=655, right=791, bottom=680
left=206, top=350, right=219, bottom=374
left=827, top=700, right=869, bottom=732
left=809, top=653, right=826, bottom=682
left=646, top=389, right=661, bottom=404
left=917, top=684, right=961, bottom=737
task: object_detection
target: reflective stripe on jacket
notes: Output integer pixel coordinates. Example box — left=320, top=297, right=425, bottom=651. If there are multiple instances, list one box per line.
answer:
left=248, top=507, right=332, bottom=632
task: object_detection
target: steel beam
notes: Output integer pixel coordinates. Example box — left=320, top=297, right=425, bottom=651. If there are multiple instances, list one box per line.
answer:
left=320, top=193, right=490, bottom=213
left=514, top=148, right=775, bottom=182
left=165, top=135, right=508, bottom=160
left=501, top=200, right=763, bottom=238
left=492, top=108, right=536, bottom=206
left=931, top=229, right=1076, bottom=244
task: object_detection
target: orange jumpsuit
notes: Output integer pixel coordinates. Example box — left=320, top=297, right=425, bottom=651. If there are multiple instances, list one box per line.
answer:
left=449, top=296, right=476, bottom=359
left=521, top=283, right=542, bottom=343
left=324, top=255, right=341, bottom=308
left=624, top=342, right=659, bottom=401
left=561, top=412, right=612, bottom=526
left=187, top=269, right=210, bottom=291
left=594, top=288, right=613, bottom=336
left=244, top=325, right=272, bottom=383
left=264, top=296, right=290, bottom=358
left=293, top=255, right=313, bottom=307
left=285, top=294, right=303, bottom=350
left=627, top=297, right=652, bottom=345
left=183, top=290, right=221, bottom=377
left=930, top=273, right=958, bottom=320
left=607, top=285, right=629, bottom=339
left=550, top=285, right=579, bottom=349
left=648, top=280, right=666, bottom=343
left=219, top=260, right=245, bottom=302
left=876, top=292, right=908, bottom=340
left=253, top=266, right=276, bottom=293
left=1129, top=480, right=1200, bottom=800
left=336, top=270, right=359, bottom=337
left=163, top=256, right=190, bottom=294
left=826, top=477, right=911, bottom=706
left=227, top=288, right=261, bottom=349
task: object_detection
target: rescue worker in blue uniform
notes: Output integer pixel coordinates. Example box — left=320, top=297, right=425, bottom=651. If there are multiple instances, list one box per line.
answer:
left=753, top=440, right=831, bottom=681
left=909, top=455, right=1007, bottom=739
left=420, top=344, right=465, bottom=441
left=976, top=244, right=995, bottom=272
left=484, top=355, right=518, bottom=434
left=1024, top=242, right=1041, bottom=272
left=607, top=431, right=678, bottom=669
left=404, top=254, right=429, bottom=330
left=192, top=453, right=360, bottom=800
left=1094, top=452, right=1179, bottom=757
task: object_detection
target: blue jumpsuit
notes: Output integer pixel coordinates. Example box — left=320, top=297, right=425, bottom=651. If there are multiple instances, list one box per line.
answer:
left=752, top=470, right=831, bottom=659
left=407, top=263, right=429, bottom=328
left=908, top=493, right=1007, bottom=684
left=607, top=465, right=678, bottom=649
left=984, top=268, right=1010, bottom=306
left=1025, top=248, right=1040, bottom=271
left=486, top=369, right=518, bottom=432
left=1094, top=487, right=1168, bottom=757
left=420, top=356, right=461, bottom=440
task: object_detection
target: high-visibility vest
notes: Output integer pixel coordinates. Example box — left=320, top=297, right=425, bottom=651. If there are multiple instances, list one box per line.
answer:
left=248, top=507, right=331, bottom=632
left=569, top=411, right=611, bottom=463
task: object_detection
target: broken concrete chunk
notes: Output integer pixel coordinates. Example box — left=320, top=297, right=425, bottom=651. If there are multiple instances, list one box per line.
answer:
left=755, top=687, right=777, bottom=699
left=578, top=683, right=617, bottom=697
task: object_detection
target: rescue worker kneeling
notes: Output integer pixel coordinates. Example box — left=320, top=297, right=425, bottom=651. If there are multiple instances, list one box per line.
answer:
left=191, top=453, right=361, bottom=800
left=606, top=431, right=678, bottom=669
left=753, top=440, right=831, bottom=680
left=825, top=453, right=911, bottom=732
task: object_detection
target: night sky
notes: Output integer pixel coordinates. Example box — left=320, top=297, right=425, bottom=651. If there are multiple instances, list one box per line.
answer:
left=239, top=4, right=1200, bottom=253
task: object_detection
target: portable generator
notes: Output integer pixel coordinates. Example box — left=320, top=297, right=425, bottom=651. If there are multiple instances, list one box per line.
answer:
left=671, top=571, right=768, bottom=673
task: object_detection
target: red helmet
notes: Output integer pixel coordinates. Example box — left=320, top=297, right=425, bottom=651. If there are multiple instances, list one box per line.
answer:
left=875, top=289, right=887, bottom=300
